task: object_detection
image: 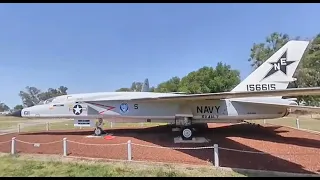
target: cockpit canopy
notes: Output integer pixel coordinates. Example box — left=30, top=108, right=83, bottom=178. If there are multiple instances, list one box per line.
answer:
left=36, top=93, right=105, bottom=106
left=37, top=97, right=56, bottom=105
left=36, top=95, right=76, bottom=105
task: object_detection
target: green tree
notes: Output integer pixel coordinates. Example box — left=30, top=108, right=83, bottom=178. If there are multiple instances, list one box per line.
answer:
left=19, top=86, right=68, bottom=107
left=293, top=34, right=320, bottom=106
left=19, top=86, right=42, bottom=107
left=13, top=105, right=24, bottom=111
left=116, top=82, right=143, bottom=92
left=0, top=102, right=10, bottom=112
left=141, top=78, right=150, bottom=92
left=154, top=76, right=181, bottom=93
left=149, top=86, right=156, bottom=92
left=115, top=88, right=132, bottom=92
left=117, top=63, right=240, bottom=94
left=248, top=32, right=290, bottom=69
left=178, top=63, right=240, bottom=93
left=130, top=82, right=143, bottom=92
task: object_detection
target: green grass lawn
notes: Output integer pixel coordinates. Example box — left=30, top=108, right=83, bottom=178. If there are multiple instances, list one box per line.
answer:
left=0, top=115, right=166, bottom=133
left=0, top=116, right=27, bottom=130
left=0, top=116, right=72, bottom=130
left=251, top=116, right=320, bottom=132
left=2, top=115, right=319, bottom=133
left=18, top=120, right=166, bottom=133
left=0, top=116, right=39, bottom=122
left=0, top=116, right=24, bottom=121
left=1, top=153, right=316, bottom=177
left=0, top=122, right=20, bottom=130
left=0, top=154, right=248, bottom=177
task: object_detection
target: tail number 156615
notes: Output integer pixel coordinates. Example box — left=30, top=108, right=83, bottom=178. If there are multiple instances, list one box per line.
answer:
left=246, top=84, right=276, bottom=91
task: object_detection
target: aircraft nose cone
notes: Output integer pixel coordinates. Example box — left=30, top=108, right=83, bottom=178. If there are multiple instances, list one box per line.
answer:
left=10, top=110, right=22, bottom=117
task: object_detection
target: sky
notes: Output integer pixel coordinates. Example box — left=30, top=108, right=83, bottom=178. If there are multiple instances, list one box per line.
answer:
left=1, top=3, right=320, bottom=108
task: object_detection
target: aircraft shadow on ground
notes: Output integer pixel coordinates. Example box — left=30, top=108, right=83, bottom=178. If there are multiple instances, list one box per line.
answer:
left=21, top=123, right=319, bottom=175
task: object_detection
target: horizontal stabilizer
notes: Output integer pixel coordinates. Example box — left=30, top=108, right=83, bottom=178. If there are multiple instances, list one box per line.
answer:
left=232, top=99, right=320, bottom=113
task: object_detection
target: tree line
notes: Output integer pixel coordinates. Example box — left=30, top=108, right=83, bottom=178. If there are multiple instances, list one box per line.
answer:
left=1, top=32, right=319, bottom=112
left=116, top=32, right=320, bottom=106
left=0, top=86, right=68, bottom=111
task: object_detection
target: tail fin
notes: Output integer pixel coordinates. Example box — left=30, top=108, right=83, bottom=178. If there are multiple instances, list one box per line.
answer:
left=231, top=40, right=310, bottom=92
left=141, top=78, right=150, bottom=92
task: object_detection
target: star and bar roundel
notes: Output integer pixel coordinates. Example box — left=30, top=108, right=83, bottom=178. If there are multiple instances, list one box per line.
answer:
left=72, top=104, right=83, bottom=115
left=72, top=102, right=116, bottom=115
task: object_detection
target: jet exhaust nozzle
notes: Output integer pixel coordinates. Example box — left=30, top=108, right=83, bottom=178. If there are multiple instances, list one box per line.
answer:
left=9, top=110, right=22, bottom=117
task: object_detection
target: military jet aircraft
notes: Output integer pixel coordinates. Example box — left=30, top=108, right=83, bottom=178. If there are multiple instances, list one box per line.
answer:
left=9, top=40, right=320, bottom=140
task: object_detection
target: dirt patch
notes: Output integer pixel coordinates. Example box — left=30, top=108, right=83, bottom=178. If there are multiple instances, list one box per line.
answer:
left=0, top=123, right=319, bottom=174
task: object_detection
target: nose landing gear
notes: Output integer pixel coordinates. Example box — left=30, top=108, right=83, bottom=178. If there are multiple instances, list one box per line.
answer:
left=94, top=118, right=105, bottom=136
left=94, top=127, right=104, bottom=136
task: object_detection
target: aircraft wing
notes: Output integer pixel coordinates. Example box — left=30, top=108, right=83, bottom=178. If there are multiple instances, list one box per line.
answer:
left=87, top=87, right=320, bottom=102
left=141, top=87, right=320, bottom=101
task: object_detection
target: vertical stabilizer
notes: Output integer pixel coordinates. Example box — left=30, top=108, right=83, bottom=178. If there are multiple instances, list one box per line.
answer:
left=232, top=40, right=310, bottom=93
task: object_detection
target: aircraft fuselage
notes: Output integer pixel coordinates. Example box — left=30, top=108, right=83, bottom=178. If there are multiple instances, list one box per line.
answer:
left=19, top=92, right=290, bottom=124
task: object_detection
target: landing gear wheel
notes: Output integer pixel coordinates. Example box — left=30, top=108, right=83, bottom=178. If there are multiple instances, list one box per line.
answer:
left=94, top=127, right=103, bottom=136
left=181, top=127, right=193, bottom=140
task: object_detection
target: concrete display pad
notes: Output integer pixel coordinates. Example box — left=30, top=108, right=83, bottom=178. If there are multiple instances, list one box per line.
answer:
left=173, top=136, right=210, bottom=143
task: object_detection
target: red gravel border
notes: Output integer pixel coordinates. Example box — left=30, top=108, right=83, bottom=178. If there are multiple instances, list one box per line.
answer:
left=0, top=123, right=319, bottom=174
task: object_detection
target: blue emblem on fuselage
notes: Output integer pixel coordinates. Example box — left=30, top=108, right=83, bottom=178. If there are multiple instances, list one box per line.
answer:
left=120, top=103, right=129, bottom=113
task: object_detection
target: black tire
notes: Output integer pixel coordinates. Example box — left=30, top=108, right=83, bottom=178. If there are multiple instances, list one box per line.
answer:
left=181, top=127, right=193, bottom=140
left=94, top=127, right=103, bottom=136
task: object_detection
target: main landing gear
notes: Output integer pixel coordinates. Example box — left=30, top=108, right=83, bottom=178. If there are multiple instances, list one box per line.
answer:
left=181, top=126, right=194, bottom=140
left=175, top=116, right=195, bottom=140
left=94, top=118, right=105, bottom=136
